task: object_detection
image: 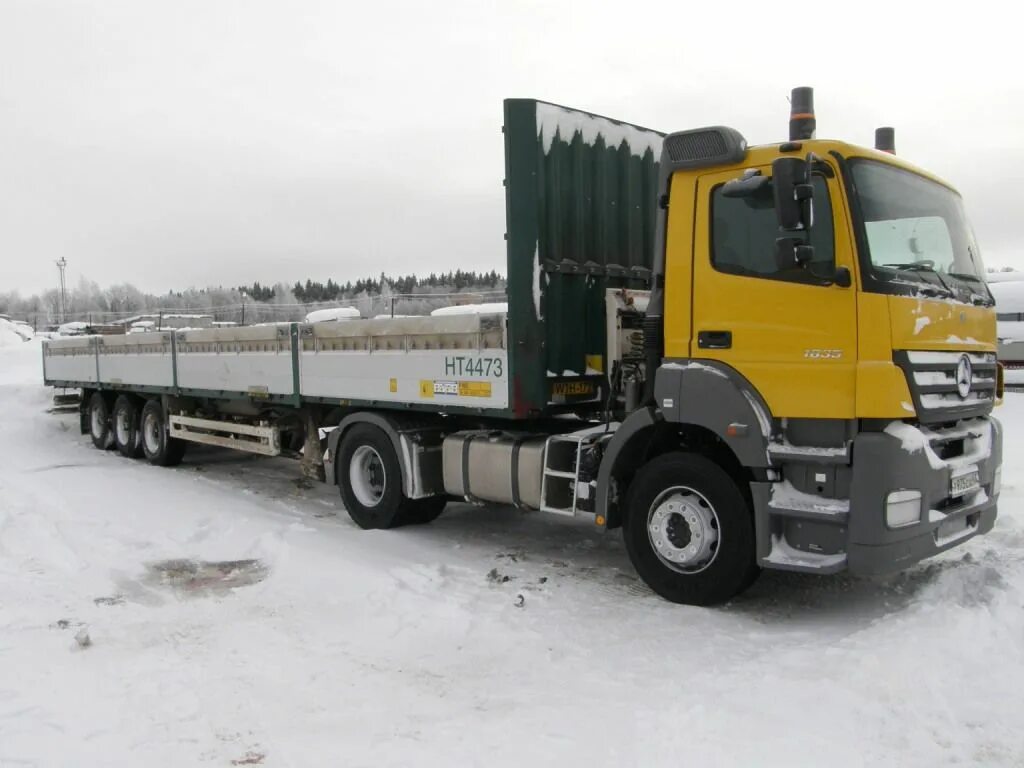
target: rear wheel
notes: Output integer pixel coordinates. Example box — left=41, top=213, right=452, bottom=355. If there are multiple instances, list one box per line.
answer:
left=88, top=392, right=115, bottom=450
left=623, top=452, right=759, bottom=606
left=337, top=424, right=422, bottom=529
left=140, top=400, right=187, bottom=467
left=113, top=395, right=144, bottom=458
left=401, top=496, right=448, bottom=526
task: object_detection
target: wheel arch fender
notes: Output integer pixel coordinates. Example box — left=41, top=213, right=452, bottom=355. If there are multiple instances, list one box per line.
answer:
left=655, top=361, right=773, bottom=469
left=597, top=362, right=772, bottom=529
left=595, top=407, right=662, bottom=530
left=326, top=412, right=414, bottom=498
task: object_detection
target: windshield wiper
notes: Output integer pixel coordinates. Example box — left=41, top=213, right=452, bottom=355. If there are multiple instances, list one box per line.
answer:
left=946, top=271, right=983, bottom=283
left=947, top=272, right=995, bottom=306
left=882, top=262, right=956, bottom=298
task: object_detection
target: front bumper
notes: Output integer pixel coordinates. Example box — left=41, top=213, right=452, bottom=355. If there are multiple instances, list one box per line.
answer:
left=845, top=417, right=1001, bottom=576
left=752, top=416, right=1001, bottom=576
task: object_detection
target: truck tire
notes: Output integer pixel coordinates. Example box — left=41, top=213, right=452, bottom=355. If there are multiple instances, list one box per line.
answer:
left=88, top=392, right=115, bottom=450
left=140, top=400, right=187, bottom=467
left=401, top=496, right=448, bottom=526
left=113, top=395, right=145, bottom=459
left=336, top=424, right=420, bottom=529
left=623, top=452, right=759, bottom=606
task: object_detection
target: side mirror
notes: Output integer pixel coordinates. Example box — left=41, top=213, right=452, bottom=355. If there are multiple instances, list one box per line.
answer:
left=772, top=156, right=814, bottom=231
left=776, top=237, right=815, bottom=269
left=776, top=238, right=852, bottom=287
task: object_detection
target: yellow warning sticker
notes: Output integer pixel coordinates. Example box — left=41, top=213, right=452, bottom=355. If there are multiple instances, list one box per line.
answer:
left=458, top=381, right=492, bottom=398
left=389, top=378, right=397, bottom=393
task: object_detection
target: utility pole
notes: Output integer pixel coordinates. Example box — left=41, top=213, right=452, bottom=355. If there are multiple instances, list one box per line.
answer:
left=55, top=257, right=68, bottom=324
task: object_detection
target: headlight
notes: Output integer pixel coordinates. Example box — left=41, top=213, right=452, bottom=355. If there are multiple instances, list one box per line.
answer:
left=886, top=490, right=922, bottom=527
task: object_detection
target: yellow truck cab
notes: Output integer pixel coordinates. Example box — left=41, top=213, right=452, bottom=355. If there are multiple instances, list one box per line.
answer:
left=602, top=88, right=1002, bottom=602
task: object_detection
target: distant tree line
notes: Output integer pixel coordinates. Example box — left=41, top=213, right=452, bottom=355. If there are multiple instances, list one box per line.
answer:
left=236, top=270, right=503, bottom=304
left=1, top=270, right=506, bottom=329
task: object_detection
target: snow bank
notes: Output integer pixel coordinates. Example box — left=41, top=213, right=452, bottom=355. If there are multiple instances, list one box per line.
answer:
left=57, top=321, right=89, bottom=336
left=0, top=323, right=24, bottom=347
left=430, top=302, right=508, bottom=317
left=304, top=306, right=360, bottom=323
left=0, top=318, right=32, bottom=346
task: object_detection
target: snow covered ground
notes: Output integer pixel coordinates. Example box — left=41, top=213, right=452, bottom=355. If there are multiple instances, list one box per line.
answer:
left=0, top=318, right=33, bottom=346
left=2, top=339, right=1023, bottom=767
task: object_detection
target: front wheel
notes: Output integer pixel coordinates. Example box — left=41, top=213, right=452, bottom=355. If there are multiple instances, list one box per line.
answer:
left=623, top=452, right=759, bottom=606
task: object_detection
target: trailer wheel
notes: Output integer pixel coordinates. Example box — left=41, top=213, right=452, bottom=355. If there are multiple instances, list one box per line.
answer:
left=113, top=395, right=145, bottom=459
left=88, top=392, right=115, bottom=450
left=140, top=400, right=187, bottom=467
left=623, top=452, right=759, bottom=606
left=336, top=424, right=419, bottom=529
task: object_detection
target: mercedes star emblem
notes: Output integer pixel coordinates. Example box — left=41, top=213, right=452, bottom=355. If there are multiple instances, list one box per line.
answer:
left=956, top=354, right=972, bottom=399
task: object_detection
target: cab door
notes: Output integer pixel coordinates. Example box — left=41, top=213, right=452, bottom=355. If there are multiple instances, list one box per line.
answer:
left=689, top=160, right=857, bottom=418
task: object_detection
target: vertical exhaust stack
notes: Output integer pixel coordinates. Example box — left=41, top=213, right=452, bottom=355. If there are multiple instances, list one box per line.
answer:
left=789, top=87, right=816, bottom=141
left=875, top=127, right=895, bottom=154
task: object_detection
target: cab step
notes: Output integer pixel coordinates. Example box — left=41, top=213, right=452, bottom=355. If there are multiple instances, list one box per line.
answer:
left=761, top=535, right=848, bottom=574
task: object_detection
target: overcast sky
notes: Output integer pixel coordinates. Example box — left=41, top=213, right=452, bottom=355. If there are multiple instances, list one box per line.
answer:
left=2, top=0, right=1021, bottom=296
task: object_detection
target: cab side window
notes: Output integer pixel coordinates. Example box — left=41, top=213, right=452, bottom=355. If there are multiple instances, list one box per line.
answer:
left=711, top=175, right=835, bottom=284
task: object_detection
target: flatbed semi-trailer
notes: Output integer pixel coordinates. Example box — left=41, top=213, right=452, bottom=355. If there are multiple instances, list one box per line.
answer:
left=44, top=88, right=1003, bottom=605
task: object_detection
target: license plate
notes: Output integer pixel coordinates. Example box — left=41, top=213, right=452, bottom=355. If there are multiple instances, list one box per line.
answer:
left=950, top=470, right=980, bottom=498
left=552, top=381, right=595, bottom=397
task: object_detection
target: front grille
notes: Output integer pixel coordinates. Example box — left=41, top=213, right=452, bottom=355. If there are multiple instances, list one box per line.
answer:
left=894, top=350, right=996, bottom=424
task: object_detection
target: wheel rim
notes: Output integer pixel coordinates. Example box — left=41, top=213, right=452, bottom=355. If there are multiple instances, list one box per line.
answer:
left=91, top=404, right=105, bottom=438
left=144, top=411, right=162, bottom=454
left=349, top=445, right=386, bottom=507
left=647, top=486, right=720, bottom=574
left=116, top=409, right=131, bottom=445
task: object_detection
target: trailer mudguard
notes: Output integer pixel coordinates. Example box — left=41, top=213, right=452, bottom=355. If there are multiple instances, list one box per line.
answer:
left=324, top=412, right=445, bottom=500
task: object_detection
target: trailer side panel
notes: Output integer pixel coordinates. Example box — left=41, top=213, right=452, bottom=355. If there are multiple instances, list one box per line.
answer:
left=503, top=98, right=663, bottom=416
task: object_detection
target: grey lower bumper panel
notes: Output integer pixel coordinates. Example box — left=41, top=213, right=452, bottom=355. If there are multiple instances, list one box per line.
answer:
left=847, top=502, right=997, bottom=576
left=753, top=416, right=1002, bottom=576
left=845, top=417, right=1001, bottom=576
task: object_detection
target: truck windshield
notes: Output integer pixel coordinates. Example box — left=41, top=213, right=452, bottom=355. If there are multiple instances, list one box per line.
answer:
left=850, top=159, right=992, bottom=305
